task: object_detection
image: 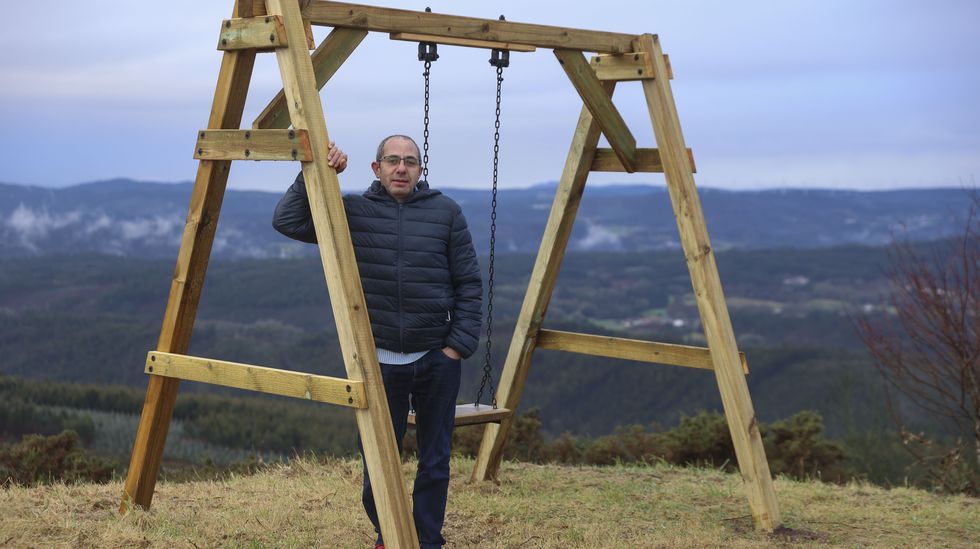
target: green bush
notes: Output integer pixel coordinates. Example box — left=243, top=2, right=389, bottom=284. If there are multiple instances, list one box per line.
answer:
left=763, top=410, right=847, bottom=481
left=0, top=431, right=114, bottom=486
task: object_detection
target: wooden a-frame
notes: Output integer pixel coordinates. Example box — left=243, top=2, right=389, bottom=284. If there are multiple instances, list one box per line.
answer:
left=120, top=1, right=781, bottom=544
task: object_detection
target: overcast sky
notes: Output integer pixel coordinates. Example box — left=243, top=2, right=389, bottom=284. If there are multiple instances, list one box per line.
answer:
left=1, top=1, right=977, bottom=193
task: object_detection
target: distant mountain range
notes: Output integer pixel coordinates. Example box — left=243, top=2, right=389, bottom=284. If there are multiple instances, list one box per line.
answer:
left=0, top=179, right=971, bottom=258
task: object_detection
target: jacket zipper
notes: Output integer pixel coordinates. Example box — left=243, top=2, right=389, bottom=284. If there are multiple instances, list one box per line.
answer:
left=396, top=202, right=404, bottom=351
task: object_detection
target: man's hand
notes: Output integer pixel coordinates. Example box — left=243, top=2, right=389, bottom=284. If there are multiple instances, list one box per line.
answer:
left=442, top=346, right=461, bottom=360
left=327, top=141, right=348, bottom=173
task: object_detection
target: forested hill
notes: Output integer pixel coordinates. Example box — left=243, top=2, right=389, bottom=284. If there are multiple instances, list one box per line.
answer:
left=1, top=179, right=970, bottom=258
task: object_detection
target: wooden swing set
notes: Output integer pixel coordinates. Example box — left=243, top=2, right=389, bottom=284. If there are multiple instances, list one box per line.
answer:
left=120, top=1, right=781, bottom=545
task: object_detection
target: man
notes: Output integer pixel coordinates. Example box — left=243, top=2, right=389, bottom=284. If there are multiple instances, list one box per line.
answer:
left=272, top=135, right=482, bottom=548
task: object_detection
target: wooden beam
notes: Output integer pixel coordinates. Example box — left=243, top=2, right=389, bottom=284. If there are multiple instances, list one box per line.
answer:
left=555, top=49, right=637, bottom=172
left=389, top=32, right=536, bottom=52
left=591, top=52, right=654, bottom=81
left=535, top=330, right=748, bottom=373
left=194, top=129, right=312, bottom=161
left=302, top=1, right=636, bottom=53
left=145, top=352, right=366, bottom=408
left=590, top=147, right=696, bottom=173
left=634, top=33, right=780, bottom=531
left=218, top=15, right=289, bottom=51
left=121, top=0, right=258, bottom=514
left=265, top=0, right=418, bottom=545
left=253, top=27, right=367, bottom=130
left=472, top=82, right=615, bottom=483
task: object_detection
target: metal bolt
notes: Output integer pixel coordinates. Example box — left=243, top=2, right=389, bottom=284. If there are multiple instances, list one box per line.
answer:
left=244, top=131, right=251, bottom=139
left=288, top=129, right=295, bottom=139
left=150, top=355, right=156, bottom=362
left=346, top=385, right=352, bottom=393
left=269, top=34, right=276, bottom=43
left=221, top=39, right=227, bottom=46
left=148, top=365, right=154, bottom=372
left=634, top=54, right=640, bottom=60
left=244, top=149, right=251, bottom=157
left=199, top=132, right=205, bottom=139
left=225, top=21, right=231, bottom=28
left=197, top=148, right=203, bottom=156
left=348, top=397, right=354, bottom=404
left=291, top=149, right=298, bottom=159
left=265, top=17, right=270, bottom=23
left=637, top=69, right=643, bottom=75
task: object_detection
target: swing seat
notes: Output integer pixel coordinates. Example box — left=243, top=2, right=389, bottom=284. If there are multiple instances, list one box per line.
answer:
left=407, top=403, right=512, bottom=427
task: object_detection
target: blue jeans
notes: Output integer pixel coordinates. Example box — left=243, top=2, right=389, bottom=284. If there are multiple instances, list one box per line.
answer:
left=362, top=349, right=461, bottom=548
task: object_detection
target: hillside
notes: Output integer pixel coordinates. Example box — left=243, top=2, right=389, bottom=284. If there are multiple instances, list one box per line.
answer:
left=1, top=457, right=976, bottom=547
left=0, top=180, right=971, bottom=258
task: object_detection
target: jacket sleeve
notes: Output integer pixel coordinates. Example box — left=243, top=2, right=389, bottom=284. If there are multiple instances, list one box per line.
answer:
left=446, top=203, right=483, bottom=358
left=272, top=171, right=318, bottom=243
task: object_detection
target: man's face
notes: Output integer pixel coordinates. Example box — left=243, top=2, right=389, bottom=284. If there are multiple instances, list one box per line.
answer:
left=371, top=137, right=421, bottom=202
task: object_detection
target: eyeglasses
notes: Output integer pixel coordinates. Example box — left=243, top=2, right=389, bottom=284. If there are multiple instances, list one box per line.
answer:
left=380, top=155, right=420, bottom=168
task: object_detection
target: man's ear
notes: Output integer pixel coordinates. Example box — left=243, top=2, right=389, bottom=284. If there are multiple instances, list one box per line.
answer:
left=371, top=161, right=381, bottom=178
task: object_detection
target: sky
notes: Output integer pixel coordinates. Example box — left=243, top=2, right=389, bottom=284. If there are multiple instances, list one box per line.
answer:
left=1, top=0, right=978, bottom=193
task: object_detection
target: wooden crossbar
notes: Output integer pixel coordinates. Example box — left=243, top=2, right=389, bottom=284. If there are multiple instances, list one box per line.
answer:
left=591, top=147, right=696, bottom=173
left=218, top=16, right=289, bottom=50
left=592, top=52, right=655, bottom=81
left=535, top=329, right=749, bottom=373
left=194, top=129, right=312, bottom=161
left=302, top=1, right=636, bottom=53
left=389, top=32, right=536, bottom=52
left=555, top=49, right=637, bottom=172
left=145, top=351, right=367, bottom=408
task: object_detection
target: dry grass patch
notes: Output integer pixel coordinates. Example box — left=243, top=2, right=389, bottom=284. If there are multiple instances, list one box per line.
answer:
left=1, top=457, right=977, bottom=547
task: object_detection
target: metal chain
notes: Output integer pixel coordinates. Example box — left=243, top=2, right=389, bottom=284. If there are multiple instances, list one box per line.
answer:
left=421, top=58, right=432, bottom=182
left=476, top=60, right=506, bottom=409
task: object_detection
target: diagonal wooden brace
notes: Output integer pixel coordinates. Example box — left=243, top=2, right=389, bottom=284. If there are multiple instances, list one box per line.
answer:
left=555, top=48, right=638, bottom=172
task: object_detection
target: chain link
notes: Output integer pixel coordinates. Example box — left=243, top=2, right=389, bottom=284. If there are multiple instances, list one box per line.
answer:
left=476, top=63, right=505, bottom=409
left=421, top=59, right=432, bottom=182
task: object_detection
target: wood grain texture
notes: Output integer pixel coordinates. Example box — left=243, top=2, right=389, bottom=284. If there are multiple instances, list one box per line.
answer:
left=145, top=352, right=366, bottom=408
left=253, top=27, right=367, bottom=130
left=194, top=129, right=312, bottom=161
left=555, top=49, right=637, bottom=172
left=591, top=52, right=654, bottom=81
left=217, top=15, right=288, bottom=50
left=407, top=404, right=512, bottom=428
left=634, top=33, right=780, bottom=531
left=121, top=0, right=258, bottom=514
left=590, top=147, right=696, bottom=173
left=265, top=0, right=418, bottom=545
left=536, top=329, right=748, bottom=373
left=302, top=1, right=636, bottom=53
left=389, top=32, right=536, bottom=52
left=471, top=83, right=615, bottom=483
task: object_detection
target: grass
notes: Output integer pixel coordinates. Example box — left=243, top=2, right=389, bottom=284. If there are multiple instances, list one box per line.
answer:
left=1, top=457, right=977, bottom=548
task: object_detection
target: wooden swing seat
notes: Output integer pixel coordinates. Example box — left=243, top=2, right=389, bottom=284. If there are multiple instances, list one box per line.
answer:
left=407, top=403, right=512, bottom=427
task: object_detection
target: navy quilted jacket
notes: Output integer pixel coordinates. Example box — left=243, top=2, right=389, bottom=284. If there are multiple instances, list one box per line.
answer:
left=272, top=172, right=483, bottom=358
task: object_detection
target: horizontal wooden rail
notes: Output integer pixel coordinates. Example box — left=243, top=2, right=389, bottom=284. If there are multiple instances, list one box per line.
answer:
left=302, top=1, right=638, bottom=53
left=591, top=147, right=696, bottom=173
left=390, top=32, right=536, bottom=52
left=194, top=129, right=312, bottom=161
left=218, top=16, right=289, bottom=50
left=145, top=352, right=367, bottom=408
left=535, top=329, right=748, bottom=373
left=591, top=52, right=655, bottom=81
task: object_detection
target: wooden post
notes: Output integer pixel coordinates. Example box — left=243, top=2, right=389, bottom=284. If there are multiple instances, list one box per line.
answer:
left=471, top=83, right=614, bottom=482
left=264, top=0, right=418, bottom=546
left=120, top=0, right=258, bottom=513
left=633, top=33, right=780, bottom=531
